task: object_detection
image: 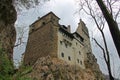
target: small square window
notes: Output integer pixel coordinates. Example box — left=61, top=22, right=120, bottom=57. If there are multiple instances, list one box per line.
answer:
left=68, top=56, right=71, bottom=61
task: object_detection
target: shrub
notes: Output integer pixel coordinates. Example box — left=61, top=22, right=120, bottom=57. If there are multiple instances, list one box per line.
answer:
left=0, top=45, right=14, bottom=80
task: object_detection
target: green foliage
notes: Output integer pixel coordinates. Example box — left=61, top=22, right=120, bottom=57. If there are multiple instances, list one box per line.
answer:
left=0, top=44, right=32, bottom=80
left=14, top=0, right=50, bottom=10
left=16, top=77, right=33, bottom=80
left=13, top=65, right=33, bottom=80
left=0, top=46, right=14, bottom=80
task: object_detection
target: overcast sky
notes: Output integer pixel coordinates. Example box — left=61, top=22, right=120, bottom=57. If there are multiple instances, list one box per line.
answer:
left=14, top=0, right=120, bottom=78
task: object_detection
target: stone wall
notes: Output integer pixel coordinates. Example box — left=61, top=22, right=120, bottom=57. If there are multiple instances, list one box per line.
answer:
left=24, top=21, right=58, bottom=65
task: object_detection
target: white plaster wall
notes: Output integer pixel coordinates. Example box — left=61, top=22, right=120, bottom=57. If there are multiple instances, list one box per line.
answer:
left=72, top=39, right=85, bottom=69
left=57, top=31, right=85, bottom=69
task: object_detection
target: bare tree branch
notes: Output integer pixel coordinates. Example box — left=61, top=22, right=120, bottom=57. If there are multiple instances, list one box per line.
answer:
left=93, top=38, right=108, bottom=63
left=115, top=7, right=120, bottom=21
left=77, top=0, right=117, bottom=79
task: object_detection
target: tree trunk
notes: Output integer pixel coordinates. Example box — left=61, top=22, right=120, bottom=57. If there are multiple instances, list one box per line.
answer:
left=0, top=0, right=16, bottom=60
left=96, top=0, right=120, bottom=58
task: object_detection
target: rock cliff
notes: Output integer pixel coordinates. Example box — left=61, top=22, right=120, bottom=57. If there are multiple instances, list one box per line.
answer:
left=0, top=0, right=16, bottom=59
left=23, top=56, right=105, bottom=80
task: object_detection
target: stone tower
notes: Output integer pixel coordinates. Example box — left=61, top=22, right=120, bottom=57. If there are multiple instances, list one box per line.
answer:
left=24, top=12, right=60, bottom=65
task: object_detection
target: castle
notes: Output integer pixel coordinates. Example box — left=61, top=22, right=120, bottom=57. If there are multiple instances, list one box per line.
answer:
left=24, top=12, right=92, bottom=69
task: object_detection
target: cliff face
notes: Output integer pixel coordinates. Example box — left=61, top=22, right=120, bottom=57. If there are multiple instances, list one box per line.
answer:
left=0, top=0, right=16, bottom=59
left=23, top=56, right=105, bottom=80
left=85, top=52, right=104, bottom=79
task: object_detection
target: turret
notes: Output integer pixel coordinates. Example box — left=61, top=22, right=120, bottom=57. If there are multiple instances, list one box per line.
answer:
left=76, top=19, right=89, bottom=38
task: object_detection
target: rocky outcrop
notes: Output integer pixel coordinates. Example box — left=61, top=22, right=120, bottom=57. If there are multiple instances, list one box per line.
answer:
left=24, top=56, right=105, bottom=80
left=0, top=0, right=16, bottom=59
left=85, top=52, right=104, bottom=79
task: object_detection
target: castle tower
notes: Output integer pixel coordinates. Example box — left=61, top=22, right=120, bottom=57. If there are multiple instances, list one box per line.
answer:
left=76, top=19, right=92, bottom=53
left=24, top=12, right=60, bottom=65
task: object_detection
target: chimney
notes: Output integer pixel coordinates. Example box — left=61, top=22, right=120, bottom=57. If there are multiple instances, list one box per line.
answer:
left=67, top=25, right=71, bottom=33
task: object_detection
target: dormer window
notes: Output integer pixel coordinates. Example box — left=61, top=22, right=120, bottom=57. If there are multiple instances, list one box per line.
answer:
left=31, top=27, right=34, bottom=32
left=80, top=36, right=84, bottom=42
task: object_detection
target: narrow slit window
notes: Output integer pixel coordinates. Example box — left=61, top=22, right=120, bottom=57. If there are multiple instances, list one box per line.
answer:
left=77, top=59, right=79, bottom=63
left=61, top=53, right=64, bottom=57
left=79, top=51, right=81, bottom=55
left=80, top=61, right=82, bottom=65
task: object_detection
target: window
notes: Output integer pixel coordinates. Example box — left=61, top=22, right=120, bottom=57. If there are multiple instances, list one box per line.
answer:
left=80, top=61, right=82, bottom=65
left=80, top=36, right=84, bottom=42
left=79, top=51, right=81, bottom=55
left=61, top=53, right=64, bottom=57
left=65, top=44, right=68, bottom=48
left=68, top=56, right=71, bottom=61
left=42, top=22, right=45, bottom=25
left=31, top=25, right=34, bottom=32
left=76, top=42, right=77, bottom=45
left=31, top=28, right=34, bottom=31
left=60, top=41, right=62, bottom=45
left=77, top=59, right=79, bottom=63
